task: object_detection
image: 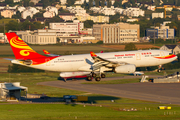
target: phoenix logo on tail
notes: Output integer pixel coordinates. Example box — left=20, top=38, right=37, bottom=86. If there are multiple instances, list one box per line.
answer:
left=6, top=32, right=45, bottom=60
left=6, top=32, right=57, bottom=66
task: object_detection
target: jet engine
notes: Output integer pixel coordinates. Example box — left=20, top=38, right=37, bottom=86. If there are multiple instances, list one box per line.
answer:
left=23, top=59, right=32, bottom=65
left=113, top=64, right=136, bottom=73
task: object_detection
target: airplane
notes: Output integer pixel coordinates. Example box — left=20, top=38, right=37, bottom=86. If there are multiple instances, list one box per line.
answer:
left=129, top=71, right=144, bottom=76
left=5, top=32, right=177, bottom=82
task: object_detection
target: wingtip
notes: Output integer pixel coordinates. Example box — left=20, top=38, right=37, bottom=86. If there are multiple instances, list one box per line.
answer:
left=90, top=51, right=97, bottom=57
left=43, top=49, right=50, bottom=54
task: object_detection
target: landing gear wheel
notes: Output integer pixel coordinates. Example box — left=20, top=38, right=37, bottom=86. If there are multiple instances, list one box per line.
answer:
left=86, top=76, right=92, bottom=81
left=101, top=74, right=106, bottom=78
left=92, top=73, right=96, bottom=77
left=95, top=77, right=101, bottom=81
left=157, top=69, right=161, bottom=73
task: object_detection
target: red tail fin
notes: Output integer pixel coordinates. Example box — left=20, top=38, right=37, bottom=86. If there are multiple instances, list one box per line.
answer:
left=6, top=32, right=45, bottom=60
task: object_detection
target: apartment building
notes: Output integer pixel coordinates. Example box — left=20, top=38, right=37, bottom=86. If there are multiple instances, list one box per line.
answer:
left=76, top=15, right=109, bottom=23
left=49, top=20, right=84, bottom=34
left=152, top=12, right=164, bottom=19
left=146, top=25, right=174, bottom=39
left=93, top=22, right=140, bottom=43
left=20, top=29, right=56, bottom=44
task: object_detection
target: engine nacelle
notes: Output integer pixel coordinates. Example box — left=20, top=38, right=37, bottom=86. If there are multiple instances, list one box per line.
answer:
left=113, top=64, right=136, bottom=73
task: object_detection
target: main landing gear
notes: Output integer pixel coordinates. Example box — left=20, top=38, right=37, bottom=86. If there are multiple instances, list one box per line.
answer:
left=157, top=65, right=165, bottom=73
left=86, top=76, right=93, bottom=81
left=86, top=73, right=106, bottom=82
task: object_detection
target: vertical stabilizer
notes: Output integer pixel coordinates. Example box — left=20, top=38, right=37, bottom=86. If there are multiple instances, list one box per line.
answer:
left=6, top=32, right=45, bottom=60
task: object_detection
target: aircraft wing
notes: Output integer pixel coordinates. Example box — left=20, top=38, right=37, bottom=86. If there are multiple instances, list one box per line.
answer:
left=90, top=51, right=127, bottom=71
left=43, top=49, right=60, bottom=56
left=4, top=58, right=14, bottom=61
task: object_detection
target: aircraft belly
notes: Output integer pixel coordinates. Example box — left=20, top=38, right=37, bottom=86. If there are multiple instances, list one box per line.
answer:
left=57, top=62, right=86, bottom=72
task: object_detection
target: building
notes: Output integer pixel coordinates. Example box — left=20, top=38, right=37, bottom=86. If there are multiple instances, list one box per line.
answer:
left=0, top=9, right=16, bottom=18
left=147, top=6, right=156, bottom=11
left=35, top=3, right=43, bottom=10
left=127, top=18, right=139, bottom=22
left=0, top=33, right=7, bottom=43
left=21, top=7, right=39, bottom=19
left=59, top=13, right=75, bottom=21
left=160, top=45, right=180, bottom=54
left=49, top=20, right=84, bottom=34
left=43, top=11, right=55, bottom=18
left=20, top=29, right=57, bottom=44
left=66, top=6, right=86, bottom=14
left=76, top=14, right=109, bottom=23
left=177, top=15, right=180, bottom=20
left=0, top=82, right=27, bottom=100
left=46, top=6, right=58, bottom=16
left=146, top=25, right=174, bottom=39
left=30, top=0, right=41, bottom=4
left=60, top=0, right=67, bottom=5
left=123, top=7, right=145, bottom=17
left=93, top=22, right=140, bottom=43
left=18, top=6, right=26, bottom=12
left=152, top=12, right=164, bottom=19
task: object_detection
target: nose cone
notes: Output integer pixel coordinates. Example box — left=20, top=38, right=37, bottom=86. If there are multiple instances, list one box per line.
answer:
left=174, top=55, right=178, bottom=61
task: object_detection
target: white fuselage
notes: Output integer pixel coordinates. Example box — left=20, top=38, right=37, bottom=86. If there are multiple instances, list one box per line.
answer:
left=12, top=50, right=177, bottom=72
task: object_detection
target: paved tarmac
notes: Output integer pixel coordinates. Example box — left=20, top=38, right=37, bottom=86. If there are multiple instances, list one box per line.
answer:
left=38, top=75, right=180, bottom=105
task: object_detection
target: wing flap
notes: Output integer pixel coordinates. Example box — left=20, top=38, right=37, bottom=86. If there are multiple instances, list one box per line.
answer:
left=90, top=51, right=127, bottom=71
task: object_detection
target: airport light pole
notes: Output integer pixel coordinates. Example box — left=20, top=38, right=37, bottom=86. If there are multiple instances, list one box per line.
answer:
left=154, top=23, right=155, bottom=44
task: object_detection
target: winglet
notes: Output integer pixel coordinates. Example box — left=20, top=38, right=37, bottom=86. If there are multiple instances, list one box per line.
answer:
left=90, top=51, right=97, bottom=57
left=43, top=49, right=50, bottom=55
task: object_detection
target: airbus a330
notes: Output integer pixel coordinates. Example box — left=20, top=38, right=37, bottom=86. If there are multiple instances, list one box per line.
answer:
left=6, top=32, right=177, bottom=82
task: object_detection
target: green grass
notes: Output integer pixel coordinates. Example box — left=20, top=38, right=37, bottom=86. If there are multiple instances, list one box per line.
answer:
left=0, top=72, right=180, bottom=119
left=83, top=78, right=140, bottom=84
left=0, top=104, right=179, bottom=120
left=0, top=19, right=17, bottom=24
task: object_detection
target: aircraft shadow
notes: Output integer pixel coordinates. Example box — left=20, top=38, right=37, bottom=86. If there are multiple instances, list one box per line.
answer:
left=21, top=97, right=64, bottom=103
left=57, top=77, right=87, bottom=81
left=20, top=96, right=120, bottom=104
left=86, top=96, right=120, bottom=104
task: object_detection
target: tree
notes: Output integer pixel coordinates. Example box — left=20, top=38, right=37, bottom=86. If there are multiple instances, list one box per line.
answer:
left=57, top=37, right=60, bottom=43
left=23, top=0, right=30, bottom=7
left=66, top=0, right=76, bottom=7
left=125, top=43, right=137, bottom=51
left=33, top=12, right=44, bottom=18
left=29, top=2, right=34, bottom=6
left=113, top=0, right=122, bottom=7
left=12, top=11, right=22, bottom=19
left=20, top=19, right=32, bottom=30
left=8, top=64, right=44, bottom=73
left=45, top=16, right=64, bottom=26
left=6, top=20, right=19, bottom=31
left=109, top=13, right=120, bottom=23
left=5, top=0, right=14, bottom=6
left=39, top=0, right=51, bottom=8
left=84, top=20, right=94, bottom=28
left=107, top=0, right=111, bottom=7
left=129, top=0, right=136, bottom=6
left=31, top=21, right=44, bottom=30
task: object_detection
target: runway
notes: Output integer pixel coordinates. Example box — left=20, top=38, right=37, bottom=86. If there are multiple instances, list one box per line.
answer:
left=38, top=75, right=180, bottom=105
